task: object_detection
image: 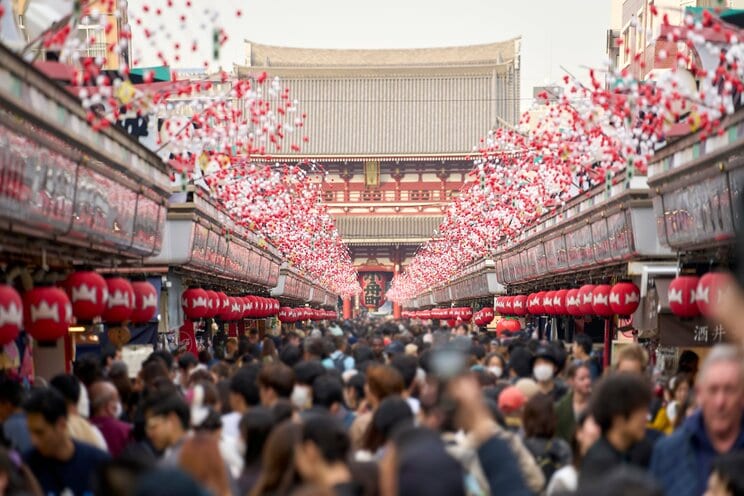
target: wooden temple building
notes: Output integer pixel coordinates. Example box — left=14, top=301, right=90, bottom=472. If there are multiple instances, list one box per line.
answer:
left=236, top=39, right=521, bottom=316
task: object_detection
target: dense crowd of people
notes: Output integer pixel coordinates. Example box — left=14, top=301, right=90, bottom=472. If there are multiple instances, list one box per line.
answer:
left=0, top=319, right=742, bottom=496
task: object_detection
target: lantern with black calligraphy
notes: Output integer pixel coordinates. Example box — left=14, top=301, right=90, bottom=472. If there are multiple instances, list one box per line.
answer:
left=578, top=285, right=595, bottom=315
left=0, top=285, right=22, bottom=345
left=512, top=296, right=528, bottom=316
left=591, top=285, right=613, bottom=318
left=182, top=288, right=209, bottom=320
left=565, top=289, right=581, bottom=317
left=64, top=271, right=108, bottom=321
left=103, top=278, right=135, bottom=324
left=668, top=276, right=700, bottom=318
left=609, top=282, right=641, bottom=317
left=131, top=282, right=158, bottom=324
left=696, top=272, right=733, bottom=318
left=23, top=287, right=72, bottom=341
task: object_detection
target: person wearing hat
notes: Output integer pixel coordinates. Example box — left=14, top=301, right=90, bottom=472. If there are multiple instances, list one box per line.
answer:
left=498, top=386, right=527, bottom=432
left=532, top=346, right=569, bottom=402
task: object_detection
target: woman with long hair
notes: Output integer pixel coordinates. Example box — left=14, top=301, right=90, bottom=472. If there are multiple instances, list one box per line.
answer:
left=250, top=421, right=303, bottom=496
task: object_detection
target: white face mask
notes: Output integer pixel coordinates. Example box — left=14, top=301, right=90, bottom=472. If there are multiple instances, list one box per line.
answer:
left=533, top=364, right=554, bottom=382
left=291, top=385, right=311, bottom=410
left=114, top=401, right=123, bottom=419
left=488, top=366, right=503, bottom=378
left=666, top=401, right=678, bottom=423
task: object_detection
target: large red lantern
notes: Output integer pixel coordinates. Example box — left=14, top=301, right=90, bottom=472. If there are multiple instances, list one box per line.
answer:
left=512, top=295, right=528, bottom=316
left=459, top=307, right=473, bottom=322
left=103, top=278, right=135, bottom=324
left=696, top=272, right=734, bottom=318
left=609, top=282, right=641, bottom=317
left=23, top=287, right=72, bottom=341
left=543, top=291, right=556, bottom=315
left=207, top=289, right=221, bottom=319
left=64, top=271, right=108, bottom=321
left=565, top=289, right=581, bottom=316
left=131, top=282, right=158, bottom=324
left=495, top=318, right=521, bottom=335
left=591, top=285, right=613, bottom=318
left=668, top=276, right=700, bottom=318
left=531, top=292, right=546, bottom=315
left=419, top=310, right=432, bottom=320
left=552, top=290, right=568, bottom=316
left=578, top=285, right=595, bottom=315
left=495, top=297, right=506, bottom=315
left=0, top=285, right=22, bottom=345
left=502, top=297, right=514, bottom=315
left=278, top=307, right=292, bottom=323
left=182, top=288, right=209, bottom=320
left=216, top=292, right=230, bottom=320
left=480, top=307, right=495, bottom=325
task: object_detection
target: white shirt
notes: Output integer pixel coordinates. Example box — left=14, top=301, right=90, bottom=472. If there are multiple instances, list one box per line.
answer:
left=546, top=465, right=578, bottom=496
left=221, top=412, right=241, bottom=440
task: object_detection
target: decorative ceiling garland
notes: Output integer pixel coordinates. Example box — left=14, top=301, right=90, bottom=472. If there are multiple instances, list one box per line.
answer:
left=388, top=8, right=744, bottom=302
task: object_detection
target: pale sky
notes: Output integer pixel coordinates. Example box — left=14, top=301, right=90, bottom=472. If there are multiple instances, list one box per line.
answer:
left=129, top=0, right=610, bottom=112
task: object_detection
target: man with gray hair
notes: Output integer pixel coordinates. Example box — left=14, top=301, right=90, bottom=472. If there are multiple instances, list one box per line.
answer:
left=650, top=344, right=744, bottom=496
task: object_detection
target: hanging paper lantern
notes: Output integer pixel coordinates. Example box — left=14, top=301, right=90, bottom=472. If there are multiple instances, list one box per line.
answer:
left=230, top=297, right=244, bottom=321
left=529, top=292, right=545, bottom=315
left=495, top=297, right=506, bottom=314
left=459, top=307, right=473, bottom=322
left=182, top=288, right=209, bottom=320
left=552, top=290, right=568, bottom=316
left=205, top=290, right=220, bottom=318
left=503, top=297, right=514, bottom=315
left=103, top=278, right=135, bottom=324
left=495, top=318, right=521, bottom=335
left=64, top=271, right=108, bottom=321
left=591, top=285, right=613, bottom=318
left=419, top=310, right=432, bottom=320
left=480, top=307, right=495, bottom=325
left=696, top=272, right=734, bottom=318
left=565, top=289, right=581, bottom=317
left=668, top=276, right=700, bottom=318
left=23, top=287, right=72, bottom=341
left=216, top=292, right=230, bottom=320
left=578, top=285, right=596, bottom=315
left=609, top=282, right=641, bottom=317
left=0, top=285, right=22, bottom=345
left=131, top=282, right=158, bottom=324
left=446, top=318, right=457, bottom=327
left=278, top=307, right=293, bottom=323
left=512, top=295, right=528, bottom=316
left=543, top=291, right=556, bottom=315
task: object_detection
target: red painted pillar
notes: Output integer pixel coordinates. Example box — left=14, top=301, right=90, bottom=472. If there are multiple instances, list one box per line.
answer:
left=343, top=297, right=352, bottom=320
left=603, top=318, right=613, bottom=370
left=392, top=260, right=401, bottom=319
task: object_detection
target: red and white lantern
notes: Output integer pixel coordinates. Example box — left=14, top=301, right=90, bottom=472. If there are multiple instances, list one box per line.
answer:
left=131, top=281, right=158, bottom=324
left=609, top=282, right=641, bottom=317
left=543, top=291, right=556, bottom=315
left=552, top=290, right=568, bottom=316
left=668, top=276, right=700, bottom=318
left=503, top=297, right=514, bottom=316
left=182, top=288, right=209, bottom=320
left=480, top=307, right=495, bottom=325
left=696, top=272, right=734, bottom=318
left=205, top=290, right=220, bottom=318
left=591, top=285, right=613, bottom=318
left=64, top=271, right=108, bottom=321
left=23, top=287, right=72, bottom=341
left=565, top=289, right=581, bottom=317
left=103, top=278, right=135, bottom=324
left=578, top=285, right=596, bottom=315
left=0, top=285, right=22, bottom=345
left=512, top=295, right=528, bottom=316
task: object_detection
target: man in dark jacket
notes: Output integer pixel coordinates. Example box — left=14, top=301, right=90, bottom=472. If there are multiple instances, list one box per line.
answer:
left=579, top=373, right=652, bottom=488
left=650, top=345, right=744, bottom=496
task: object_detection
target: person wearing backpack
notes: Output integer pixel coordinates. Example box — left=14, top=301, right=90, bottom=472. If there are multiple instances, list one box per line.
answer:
left=329, top=336, right=355, bottom=373
left=522, top=393, right=572, bottom=490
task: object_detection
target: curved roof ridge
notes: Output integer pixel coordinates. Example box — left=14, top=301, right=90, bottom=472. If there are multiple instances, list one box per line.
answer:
left=243, top=38, right=521, bottom=67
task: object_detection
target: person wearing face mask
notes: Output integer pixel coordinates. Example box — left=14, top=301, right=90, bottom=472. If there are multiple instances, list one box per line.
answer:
left=484, top=353, right=507, bottom=381
left=531, top=346, right=568, bottom=402
left=89, top=380, right=133, bottom=457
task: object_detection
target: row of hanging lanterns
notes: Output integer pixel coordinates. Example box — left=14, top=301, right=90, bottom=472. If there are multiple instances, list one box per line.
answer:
left=182, top=289, right=280, bottom=321
left=277, top=307, right=337, bottom=323
left=402, top=307, right=474, bottom=322
left=496, top=282, right=642, bottom=319
left=667, top=272, right=732, bottom=319
left=0, top=273, right=158, bottom=344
